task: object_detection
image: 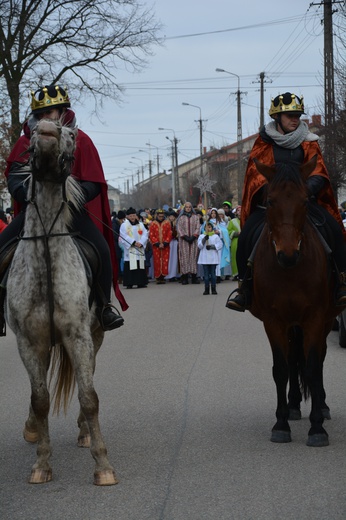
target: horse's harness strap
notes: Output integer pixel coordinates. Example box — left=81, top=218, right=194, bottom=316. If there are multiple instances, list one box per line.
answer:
left=308, top=217, right=332, bottom=255
left=247, top=225, right=266, bottom=268
left=23, top=199, right=77, bottom=349
left=20, top=231, right=79, bottom=241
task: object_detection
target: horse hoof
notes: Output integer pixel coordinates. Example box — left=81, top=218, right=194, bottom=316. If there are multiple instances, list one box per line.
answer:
left=322, top=408, right=331, bottom=420
left=306, top=433, right=329, bottom=447
left=77, top=434, right=91, bottom=448
left=271, top=430, right=292, bottom=443
left=23, top=427, right=39, bottom=443
left=288, top=408, right=302, bottom=421
left=94, top=470, right=119, bottom=486
left=28, top=468, right=52, bottom=484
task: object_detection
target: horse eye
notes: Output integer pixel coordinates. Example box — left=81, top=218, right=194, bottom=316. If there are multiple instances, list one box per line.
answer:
left=68, top=132, right=75, bottom=140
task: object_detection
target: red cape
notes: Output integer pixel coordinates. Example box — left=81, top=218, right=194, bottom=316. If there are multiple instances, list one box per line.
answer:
left=6, top=125, right=128, bottom=311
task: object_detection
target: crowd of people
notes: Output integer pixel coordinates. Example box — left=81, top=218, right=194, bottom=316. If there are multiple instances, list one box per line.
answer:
left=111, top=201, right=242, bottom=295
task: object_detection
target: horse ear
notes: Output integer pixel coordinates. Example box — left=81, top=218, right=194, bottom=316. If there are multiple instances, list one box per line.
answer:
left=253, top=158, right=276, bottom=182
left=300, top=154, right=318, bottom=181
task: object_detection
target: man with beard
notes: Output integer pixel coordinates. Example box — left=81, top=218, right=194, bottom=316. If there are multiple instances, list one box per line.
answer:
left=149, top=209, right=172, bottom=284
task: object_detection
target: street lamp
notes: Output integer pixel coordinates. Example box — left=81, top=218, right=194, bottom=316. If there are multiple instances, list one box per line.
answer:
left=139, top=149, right=153, bottom=178
left=182, top=102, right=205, bottom=205
left=158, top=127, right=179, bottom=206
left=182, top=102, right=203, bottom=160
left=131, top=156, right=145, bottom=182
left=146, top=142, right=161, bottom=207
left=124, top=168, right=135, bottom=192
left=215, top=67, right=243, bottom=203
left=129, top=162, right=141, bottom=184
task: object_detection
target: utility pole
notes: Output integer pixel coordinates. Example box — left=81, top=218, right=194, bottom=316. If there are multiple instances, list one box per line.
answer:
left=174, top=137, right=179, bottom=201
left=252, top=72, right=272, bottom=130
left=309, top=0, right=343, bottom=191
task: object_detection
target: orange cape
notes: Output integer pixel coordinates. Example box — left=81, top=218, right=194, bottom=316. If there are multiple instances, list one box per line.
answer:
left=241, top=137, right=345, bottom=240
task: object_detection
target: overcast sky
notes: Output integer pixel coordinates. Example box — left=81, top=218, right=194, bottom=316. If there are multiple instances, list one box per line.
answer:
left=75, top=0, right=331, bottom=190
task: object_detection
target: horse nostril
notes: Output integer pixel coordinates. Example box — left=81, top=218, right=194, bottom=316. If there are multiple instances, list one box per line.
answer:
left=277, top=250, right=300, bottom=268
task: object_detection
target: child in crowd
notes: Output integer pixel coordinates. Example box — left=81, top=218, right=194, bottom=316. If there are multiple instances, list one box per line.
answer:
left=197, top=222, right=223, bottom=295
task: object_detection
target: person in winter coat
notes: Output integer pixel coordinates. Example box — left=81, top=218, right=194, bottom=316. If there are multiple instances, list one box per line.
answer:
left=197, top=222, right=223, bottom=295
left=226, top=91, right=346, bottom=312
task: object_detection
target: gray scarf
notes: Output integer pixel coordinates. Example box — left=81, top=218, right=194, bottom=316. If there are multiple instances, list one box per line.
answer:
left=265, top=120, right=319, bottom=149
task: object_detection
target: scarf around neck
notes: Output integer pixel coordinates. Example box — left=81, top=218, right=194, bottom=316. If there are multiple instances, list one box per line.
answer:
left=265, top=120, right=319, bottom=150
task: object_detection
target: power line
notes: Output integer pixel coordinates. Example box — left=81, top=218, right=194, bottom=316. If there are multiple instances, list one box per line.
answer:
left=164, top=13, right=320, bottom=40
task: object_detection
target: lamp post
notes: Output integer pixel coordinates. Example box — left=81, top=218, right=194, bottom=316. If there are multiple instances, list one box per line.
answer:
left=146, top=142, right=161, bottom=207
left=182, top=102, right=205, bottom=206
left=124, top=168, right=135, bottom=193
left=182, top=103, right=203, bottom=171
left=139, top=149, right=152, bottom=179
left=129, top=162, right=141, bottom=184
left=165, top=136, right=176, bottom=207
left=158, top=127, right=179, bottom=206
left=131, top=157, right=144, bottom=182
left=215, top=68, right=243, bottom=203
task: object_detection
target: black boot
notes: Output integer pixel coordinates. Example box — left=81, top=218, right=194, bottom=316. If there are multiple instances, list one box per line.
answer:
left=97, top=304, right=124, bottom=331
left=191, top=274, right=200, bottom=284
left=181, top=274, right=188, bottom=285
left=211, top=285, right=217, bottom=295
left=203, top=285, right=210, bottom=295
left=336, top=272, right=346, bottom=306
left=225, top=279, right=251, bottom=312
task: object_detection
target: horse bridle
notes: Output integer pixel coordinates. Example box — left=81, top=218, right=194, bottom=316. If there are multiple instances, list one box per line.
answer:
left=22, top=144, right=76, bottom=348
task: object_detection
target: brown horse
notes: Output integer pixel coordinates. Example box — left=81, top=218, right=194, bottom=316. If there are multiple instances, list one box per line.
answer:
left=250, top=156, right=341, bottom=447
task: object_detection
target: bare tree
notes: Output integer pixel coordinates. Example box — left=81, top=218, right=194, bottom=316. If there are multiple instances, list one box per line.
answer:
left=0, top=99, right=13, bottom=189
left=0, top=0, right=162, bottom=144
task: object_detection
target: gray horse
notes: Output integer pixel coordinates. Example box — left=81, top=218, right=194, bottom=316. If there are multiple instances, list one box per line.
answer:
left=6, top=119, right=117, bottom=485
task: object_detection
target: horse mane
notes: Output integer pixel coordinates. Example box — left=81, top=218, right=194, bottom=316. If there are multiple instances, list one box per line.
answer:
left=66, top=175, right=85, bottom=217
left=270, top=162, right=306, bottom=191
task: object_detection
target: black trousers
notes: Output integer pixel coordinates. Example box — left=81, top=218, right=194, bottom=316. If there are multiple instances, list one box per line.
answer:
left=0, top=210, right=113, bottom=304
left=237, top=205, right=346, bottom=279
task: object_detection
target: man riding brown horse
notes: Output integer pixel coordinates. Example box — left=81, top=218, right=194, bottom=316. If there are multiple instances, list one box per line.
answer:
left=226, top=91, right=346, bottom=312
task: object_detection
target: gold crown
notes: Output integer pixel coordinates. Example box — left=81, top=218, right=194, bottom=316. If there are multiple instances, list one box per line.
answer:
left=30, top=85, right=70, bottom=113
left=269, top=92, right=304, bottom=117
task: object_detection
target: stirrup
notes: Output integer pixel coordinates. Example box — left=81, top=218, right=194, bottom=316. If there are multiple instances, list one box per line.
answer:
left=97, top=304, right=124, bottom=331
left=225, top=286, right=248, bottom=312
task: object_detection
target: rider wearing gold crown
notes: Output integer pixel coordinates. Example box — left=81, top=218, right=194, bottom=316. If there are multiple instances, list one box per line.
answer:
left=1, top=84, right=127, bottom=331
left=226, top=91, right=346, bottom=312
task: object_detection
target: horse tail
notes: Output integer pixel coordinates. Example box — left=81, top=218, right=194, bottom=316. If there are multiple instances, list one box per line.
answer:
left=49, top=344, right=76, bottom=415
left=290, top=326, right=310, bottom=401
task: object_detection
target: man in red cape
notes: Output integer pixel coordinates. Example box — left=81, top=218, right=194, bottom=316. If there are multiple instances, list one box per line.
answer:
left=2, top=84, right=128, bottom=331
left=148, top=209, right=172, bottom=283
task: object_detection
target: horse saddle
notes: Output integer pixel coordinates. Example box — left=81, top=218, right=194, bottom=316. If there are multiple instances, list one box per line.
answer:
left=72, top=235, right=101, bottom=288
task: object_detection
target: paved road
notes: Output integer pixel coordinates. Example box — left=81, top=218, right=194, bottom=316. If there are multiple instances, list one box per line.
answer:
left=1, top=279, right=346, bottom=520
